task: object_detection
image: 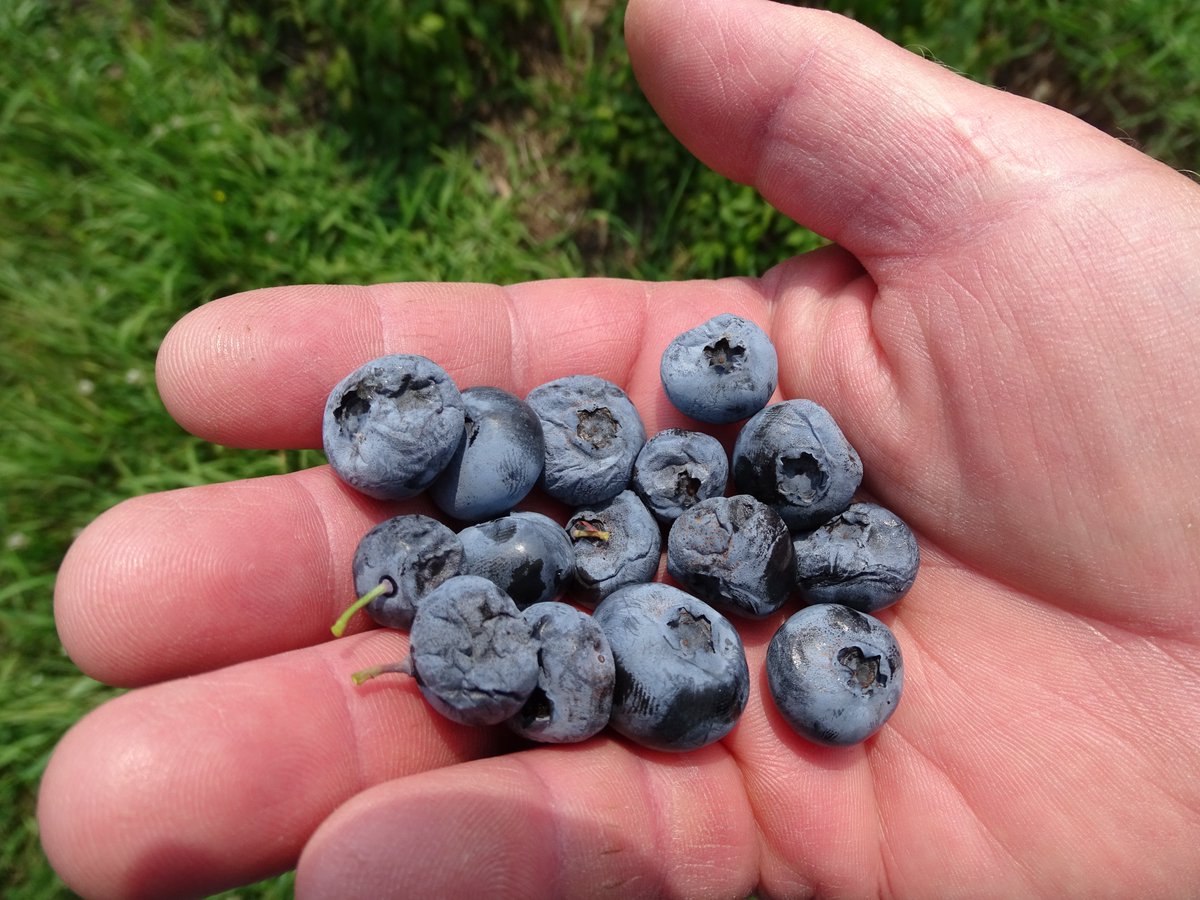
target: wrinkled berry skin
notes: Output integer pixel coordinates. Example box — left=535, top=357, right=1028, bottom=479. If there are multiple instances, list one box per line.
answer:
left=631, top=428, right=729, bottom=524
left=659, top=314, right=778, bottom=424
left=567, top=490, right=662, bottom=603
left=409, top=575, right=538, bottom=726
left=322, top=354, right=465, bottom=500
left=352, top=515, right=464, bottom=629
left=593, top=584, right=749, bottom=752
left=793, top=502, right=920, bottom=613
left=767, top=603, right=903, bottom=746
left=459, top=512, right=575, bottom=609
left=429, top=386, right=545, bottom=523
left=507, top=602, right=615, bottom=743
left=732, top=399, right=862, bottom=531
left=526, top=375, right=646, bottom=507
left=666, top=495, right=795, bottom=619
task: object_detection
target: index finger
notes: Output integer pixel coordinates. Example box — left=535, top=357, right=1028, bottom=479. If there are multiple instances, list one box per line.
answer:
left=156, top=278, right=773, bottom=450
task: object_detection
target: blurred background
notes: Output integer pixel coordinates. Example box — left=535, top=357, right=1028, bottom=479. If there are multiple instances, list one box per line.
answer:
left=1, top=0, right=1197, bottom=894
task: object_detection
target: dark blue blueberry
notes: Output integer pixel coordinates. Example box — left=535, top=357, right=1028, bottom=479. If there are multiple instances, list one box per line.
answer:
left=322, top=354, right=465, bottom=500
left=458, top=511, right=575, bottom=608
left=525, top=375, right=646, bottom=507
left=337, top=514, right=463, bottom=633
left=659, top=314, right=778, bottom=423
left=566, top=490, right=662, bottom=603
left=732, top=399, right=862, bottom=531
left=429, top=386, right=545, bottom=523
left=766, top=603, right=904, bottom=746
left=793, top=502, right=920, bottom=613
left=592, top=583, right=749, bottom=752
left=631, top=428, right=729, bottom=524
left=507, top=602, right=615, bottom=743
left=400, top=575, right=538, bottom=726
left=666, top=494, right=795, bottom=619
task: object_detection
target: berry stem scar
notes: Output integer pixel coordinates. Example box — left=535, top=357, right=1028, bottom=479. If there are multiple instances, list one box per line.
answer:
left=331, top=580, right=393, bottom=637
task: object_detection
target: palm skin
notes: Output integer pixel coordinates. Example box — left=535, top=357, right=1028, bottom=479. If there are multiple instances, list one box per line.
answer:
left=38, top=0, right=1200, bottom=897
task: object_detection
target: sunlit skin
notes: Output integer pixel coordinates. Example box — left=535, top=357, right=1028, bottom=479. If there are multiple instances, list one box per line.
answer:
left=39, top=0, right=1200, bottom=897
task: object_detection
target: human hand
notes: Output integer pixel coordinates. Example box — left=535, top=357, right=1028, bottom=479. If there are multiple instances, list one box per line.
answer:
left=39, top=0, right=1200, bottom=896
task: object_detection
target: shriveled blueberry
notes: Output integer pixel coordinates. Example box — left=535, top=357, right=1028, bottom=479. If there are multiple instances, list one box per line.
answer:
left=429, top=386, right=545, bottom=523
left=322, top=354, right=465, bottom=500
left=526, top=375, right=646, bottom=507
left=767, top=603, right=903, bottom=746
left=353, top=575, right=537, bottom=727
left=332, top=514, right=464, bottom=635
left=732, top=399, right=862, bottom=531
left=793, top=502, right=920, bottom=613
left=459, top=511, right=575, bottom=608
left=666, top=495, right=795, bottom=619
left=631, top=428, right=729, bottom=524
left=660, top=314, right=778, bottom=423
left=567, top=490, right=661, bottom=603
left=593, top=583, right=749, bottom=752
left=507, top=602, right=615, bottom=743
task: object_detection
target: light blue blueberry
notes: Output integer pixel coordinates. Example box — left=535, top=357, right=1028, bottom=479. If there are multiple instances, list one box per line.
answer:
left=659, top=314, right=778, bottom=424
left=766, top=603, right=903, bottom=746
left=322, top=354, right=464, bottom=500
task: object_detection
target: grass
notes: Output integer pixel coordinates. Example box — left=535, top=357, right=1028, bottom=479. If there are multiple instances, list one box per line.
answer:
left=2, top=0, right=1197, bottom=895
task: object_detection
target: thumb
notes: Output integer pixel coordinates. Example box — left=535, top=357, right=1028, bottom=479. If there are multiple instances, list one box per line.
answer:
left=624, top=0, right=1150, bottom=272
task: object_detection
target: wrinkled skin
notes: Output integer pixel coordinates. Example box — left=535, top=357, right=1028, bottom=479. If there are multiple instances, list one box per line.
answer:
left=39, top=1, right=1200, bottom=897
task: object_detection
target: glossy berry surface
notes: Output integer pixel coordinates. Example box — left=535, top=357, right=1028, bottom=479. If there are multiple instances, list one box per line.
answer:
left=666, top=494, right=795, bottom=619
left=322, top=354, right=465, bottom=500
left=593, top=583, right=749, bottom=752
left=458, top=511, right=575, bottom=609
left=351, top=514, right=464, bottom=629
left=507, top=602, right=615, bottom=744
left=659, top=314, right=778, bottom=424
left=766, top=603, right=903, bottom=746
left=567, top=490, right=662, bottom=603
left=429, top=386, right=545, bottom=523
left=732, top=399, right=862, bottom=531
left=525, top=375, right=646, bottom=507
left=793, top=502, right=920, bottom=613
left=631, top=428, right=729, bottom=524
left=407, top=575, right=538, bottom=726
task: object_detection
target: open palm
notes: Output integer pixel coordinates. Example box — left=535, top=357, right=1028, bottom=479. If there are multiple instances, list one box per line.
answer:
left=40, top=0, right=1200, bottom=896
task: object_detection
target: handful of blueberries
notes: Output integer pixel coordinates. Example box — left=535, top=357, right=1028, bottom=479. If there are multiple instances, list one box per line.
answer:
left=324, top=314, right=917, bottom=751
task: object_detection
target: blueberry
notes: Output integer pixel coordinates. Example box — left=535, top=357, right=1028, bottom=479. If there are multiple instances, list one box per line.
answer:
left=525, top=375, right=646, bottom=507
left=631, top=428, right=729, bottom=524
left=766, top=603, right=903, bottom=746
left=732, top=399, right=862, bottom=531
left=666, top=495, right=795, bottom=619
left=659, top=314, right=778, bottom=423
left=592, top=583, right=749, bottom=752
left=566, top=490, right=662, bottom=603
left=507, top=602, right=615, bottom=743
left=355, top=575, right=537, bottom=727
left=322, top=354, right=465, bottom=500
left=459, top=511, right=575, bottom=608
left=793, top=502, right=919, bottom=613
left=331, top=514, right=464, bottom=635
left=429, top=386, right=545, bottom=523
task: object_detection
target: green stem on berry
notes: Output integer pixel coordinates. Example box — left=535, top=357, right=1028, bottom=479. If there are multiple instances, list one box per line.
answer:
left=569, top=520, right=611, bottom=541
left=330, top=580, right=392, bottom=638
left=351, top=656, right=414, bottom=686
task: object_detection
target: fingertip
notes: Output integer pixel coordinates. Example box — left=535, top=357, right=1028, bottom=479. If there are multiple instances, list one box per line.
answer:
left=53, top=470, right=385, bottom=687
left=155, top=285, right=383, bottom=448
left=54, top=499, right=152, bottom=686
left=38, top=694, right=243, bottom=900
